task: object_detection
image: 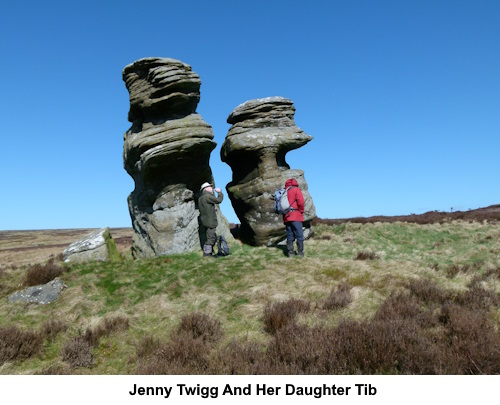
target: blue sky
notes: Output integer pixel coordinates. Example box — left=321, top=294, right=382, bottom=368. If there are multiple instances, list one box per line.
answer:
left=1, top=0, right=499, bottom=230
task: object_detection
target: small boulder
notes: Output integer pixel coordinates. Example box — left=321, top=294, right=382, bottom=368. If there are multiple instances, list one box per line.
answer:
left=9, top=278, right=65, bottom=305
left=63, top=227, right=119, bottom=263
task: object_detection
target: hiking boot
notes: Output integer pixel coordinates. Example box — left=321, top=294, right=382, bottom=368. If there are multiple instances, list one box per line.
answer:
left=203, top=244, right=214, bottom=258
left=297, top=240, right=304, bottom=257
left=287, top=241, right=295, bottom=257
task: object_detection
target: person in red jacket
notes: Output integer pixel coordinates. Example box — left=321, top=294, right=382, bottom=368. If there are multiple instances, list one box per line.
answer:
left=282, top=178, right=305, bottom=257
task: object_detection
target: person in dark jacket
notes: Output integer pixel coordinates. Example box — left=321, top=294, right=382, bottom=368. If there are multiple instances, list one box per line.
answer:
left=198, top=182, right=223, bottom=257
left=282, top=178, right=305, bottom=257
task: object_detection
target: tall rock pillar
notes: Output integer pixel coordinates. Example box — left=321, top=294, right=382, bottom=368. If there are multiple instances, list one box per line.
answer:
left=221, top=97, right=316, bottom=246
left=123, top=57, right=232, bottom=257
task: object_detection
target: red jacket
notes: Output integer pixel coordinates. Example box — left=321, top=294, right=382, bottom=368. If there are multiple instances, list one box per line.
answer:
left=283, top=178, right=305, bottom=223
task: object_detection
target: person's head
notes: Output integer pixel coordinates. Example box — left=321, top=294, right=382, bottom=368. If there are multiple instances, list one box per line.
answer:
left=200, top=182, right=213, bottom=193
left=285, top=178, right=299, bottom=188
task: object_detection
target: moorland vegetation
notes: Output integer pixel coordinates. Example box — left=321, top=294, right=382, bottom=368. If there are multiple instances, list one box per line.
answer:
left=1, top=210, right=500, bottom=374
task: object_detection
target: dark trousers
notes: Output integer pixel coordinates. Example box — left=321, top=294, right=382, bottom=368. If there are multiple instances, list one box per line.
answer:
left=285, top=221, right=304, bottom=242
left=201, top=226, right=216, bottom=246
left=201, top=226, right=216, bottom=255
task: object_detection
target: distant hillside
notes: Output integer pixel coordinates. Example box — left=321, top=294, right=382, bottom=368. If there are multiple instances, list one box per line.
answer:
left=312, top=204, right=500, bottom=225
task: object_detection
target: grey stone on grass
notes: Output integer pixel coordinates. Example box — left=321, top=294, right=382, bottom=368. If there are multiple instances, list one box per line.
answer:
left=9, top=278, right=65, bottom=305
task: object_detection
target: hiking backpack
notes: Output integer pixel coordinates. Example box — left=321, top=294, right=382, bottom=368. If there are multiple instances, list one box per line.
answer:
left=274, top=186, right=295, bottom=215
left=217, top=235, right=230, bottom=256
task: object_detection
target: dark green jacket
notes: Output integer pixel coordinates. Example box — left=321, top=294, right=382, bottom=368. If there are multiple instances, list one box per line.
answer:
left=198, top=190, right=223, bottom=228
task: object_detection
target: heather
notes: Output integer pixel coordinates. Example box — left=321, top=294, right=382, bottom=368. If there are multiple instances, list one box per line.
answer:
left=0, top=218, right=499, bottom=374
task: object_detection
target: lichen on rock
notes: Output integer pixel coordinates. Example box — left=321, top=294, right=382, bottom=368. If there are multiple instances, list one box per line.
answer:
left=63, top=227, right=118, bottom=263
left=9, top=278, right=65, bottom=305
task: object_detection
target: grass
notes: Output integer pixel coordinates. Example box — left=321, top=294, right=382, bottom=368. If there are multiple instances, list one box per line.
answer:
left=0, top=220, right=499, bottom=374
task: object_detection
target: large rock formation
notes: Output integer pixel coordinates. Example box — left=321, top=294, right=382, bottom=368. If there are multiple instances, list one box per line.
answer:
left=123, top=57, right=232, bottom=257
left=221, top=97, right=316, bottom=246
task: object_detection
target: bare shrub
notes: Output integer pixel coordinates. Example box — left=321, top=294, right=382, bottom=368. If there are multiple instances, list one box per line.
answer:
left=0, top=326, right=43, bottom=364
left=445, top=262, right=482, bottom=279
left=490, top=267, right=500, bottom=279
left=267, top=324, right=334, bottom=374
left=445, top=264, right=461, bottom=278
left=439, top=304, right=500, bottom=373
left=81, top=326, right=102, bottom=348
left=166, top=332, right=211, bottom=372
left=38, top=364, right=71, bottom=375
left=136, top=333, right=210, bottom=374
left=336, top=318, right=446, bottom=374
left=81, top=315, right=130, bottom=347
left=323, top=282, right=352, bottom=310
left=40, top=319, right=68, bottom=342
left=132, top=279, right=500, bottom=375
left=453, top=285, right=499, bottom=310
left=263, top=298, right=311, bottom=335
left=208, top=341, right=271, bottom=374
left=102, top=314, right=130, bottom=334
left=407, top=278, right=450, bottom=305
left=264, top=310, right=446, bottom=374
left=355, top=251, right=379, bottom=261
left=374, top=292, right=437, bottom=328
left=61, top=315, right=129, bottom=368
left=136, top=313, right=222, bottom=374
left=177, top=312, right=223, bottom=343
left=135, top=336, right=163, bottom=361
left=262, top=281, right=500, bottom=374
left=61, top=336, right=94, bottom=368
left=475, top=267, right=500, bottom=281
left=24, top=258, right=66, bottom=287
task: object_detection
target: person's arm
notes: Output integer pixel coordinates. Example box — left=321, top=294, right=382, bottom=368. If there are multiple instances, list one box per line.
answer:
left=208, top=189, right=224, bottom=204
left=296, top=189, right=305, bottom=214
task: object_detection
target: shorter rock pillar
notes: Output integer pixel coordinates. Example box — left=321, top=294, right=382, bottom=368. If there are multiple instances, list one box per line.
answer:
left=221, top=97, right=316, bottom=245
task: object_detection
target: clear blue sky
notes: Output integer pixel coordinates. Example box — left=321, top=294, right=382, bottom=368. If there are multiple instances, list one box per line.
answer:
left=1, top=0, right=499, bottom=230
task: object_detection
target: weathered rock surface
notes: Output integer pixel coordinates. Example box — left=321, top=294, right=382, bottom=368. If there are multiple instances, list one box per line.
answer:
left=9, top=278, right=65, bottom=305
left=123, top=57, right=233, bottom=257
left=221, top=97, right=316, bottom=245
left=63, top=227, right=118, bottom=263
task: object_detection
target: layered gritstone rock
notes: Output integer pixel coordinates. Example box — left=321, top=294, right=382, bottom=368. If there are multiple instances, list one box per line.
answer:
left=123, top=57, right=232, bottom=258
left=221, top=97, right=316, bottom=246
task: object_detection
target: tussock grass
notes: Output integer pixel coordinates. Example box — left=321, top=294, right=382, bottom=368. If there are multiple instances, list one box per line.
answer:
left=323, top=282, right=352, bottom=310
left=1, top=220, right=499, bottom=374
